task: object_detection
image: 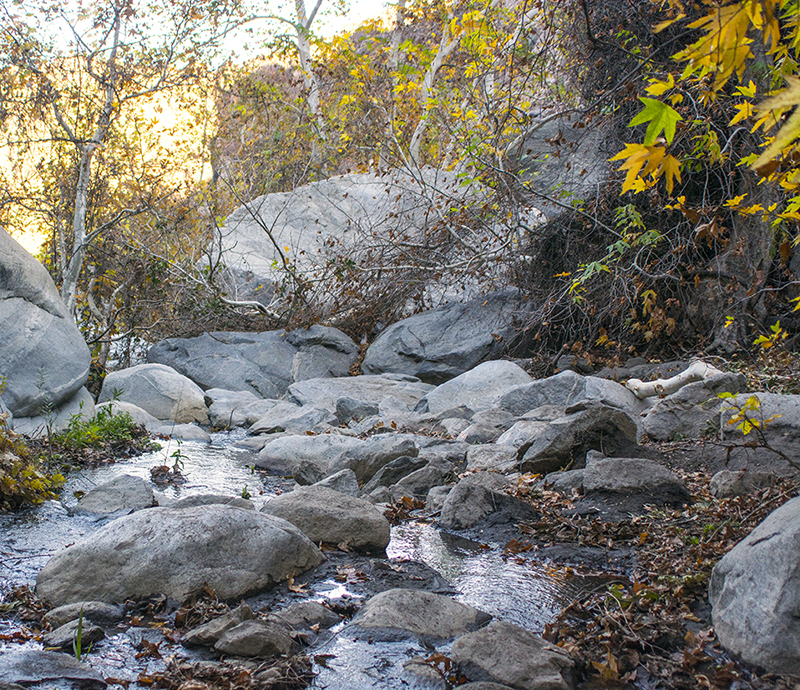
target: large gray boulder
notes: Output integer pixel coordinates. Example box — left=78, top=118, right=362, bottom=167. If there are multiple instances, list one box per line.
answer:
left=330, top=434, right=419, bottom=484
left=36, top=505, right=324, bottom=606
left=147, top=328, right=358, bottom=399
left=451, top=620, right=575, bottom=690
left=255, top=434, right=364, bottom=477
left=74, top=474, right=156, bottom=516
left=205, top=388, right=278, bottom=428
left=362, top=289, right=524, bottom=383
left=420, top=361, right=532, bottom=415
left=0, top=229, right=90, bottom=417
left=0, top=649, right=105, bottom=688
left=260, top=485, right=391, bottom=553
left=99, top=363, right=208, bottom=424
left=351, top=589, right=491, bottom=642
left=287, top=373, right=433, bottom=413
left=12, top=387, right=95, bottom=437
left=719, top=392, right=800, bottom=461
left=709, top=496, right=800, bottom=674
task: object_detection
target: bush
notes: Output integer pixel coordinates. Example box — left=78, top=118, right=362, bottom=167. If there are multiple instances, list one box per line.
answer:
left=54, top=405, right=140, bottom=450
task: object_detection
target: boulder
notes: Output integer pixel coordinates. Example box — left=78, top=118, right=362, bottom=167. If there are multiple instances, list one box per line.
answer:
left=642, top=372, right=747, bottom=441
left=36, top=505, right=323, bottom=606
left=42, top=618, right=105, bottom=651
left=709, top=469, right=776, bottom=498
left=438, top=473, right=530, bottom=530
left=495, top=420, right=549, bottom=449
left=214, top=619, right=295, bottom=658
left=362, top=289, right=524, bottom=383
left=285, top=324, right=359, bottom=380
left=543, top=469, right=585, bottom=495
left=466, top=445, right=518, bottom=472
left=287, top=373, right=433, bottom=413
left=392, top=458, right=458, bottom=500
left=451, top=620, right=575, bottom=690
left=260, top=486, right=390, bottom=553
left=272, top=600, right=343, bottom=632
left=310, top=468, right=360, bottom=495
left=0, top=649, right=105, bottom=688
left=720, top=392, right=800, bottom=461
left=331, top=434, right=419, bottom=484
left=419, top=361, right=533, bottom=415
left=0, top=229, right=91, bottom=417
left=182, top=604, right=255, bottom=647
left=43, top=601, right=124, bottom=629
left=457, top=424, right=503, bottom=445
left=362, top=456, right=429, bottom=493
left=495, top=370, right=643, bottom=418
left=74, top=474, right=156, bottom=516
left=12, top=386, right=95, bottom=438
left=205, top=388, right=278, bottom=428
left=171, top=493, right=255, bottom=510
left=95, top=400, right=161, bottom=429
left=335, top=396, right=380, bottom=425
left=99, top=363, right=208, bottom=424
left=256, top=434, right=363, bottom=477
left=518, top=406, right=639, bottom=475
left=249, top=402, right=335, bottom=435
left=351, top=588, right=491, bottom=642
left=709, top=496, right=800, bottom=674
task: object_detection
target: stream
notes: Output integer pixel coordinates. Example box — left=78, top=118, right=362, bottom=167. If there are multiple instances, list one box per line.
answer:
left=0, top=434, right=614, bottom=689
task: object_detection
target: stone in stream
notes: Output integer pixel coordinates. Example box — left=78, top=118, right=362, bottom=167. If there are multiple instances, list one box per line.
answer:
left=43, top=601, right=124, bottom=629
left=205, top=388, right=279, bottom=428
left=0, top=649, right=106, bottom=688
left=214, top=619, right=296, bottom=658
left=171, top=493, right=255, bottom=510
left=36, top=505, right=324, bottom=606
left=709, top=495, right=800, bottom=675
left=182, top=604, right=255, bottom=647
left=0, top=229, right=91, bottom=418
left=99, top=363, right=208, bottom=424
left=310, top=468, right=360, bottom=495
left=255, top=433, right=364, bottom=477
left=362, top=455, right=429, bottom=494
left=391, top=458, right=457, bottom=500
left=272, top=600, right=343, bottom=632
left=438, top=473, right=534, bottom=531
left=74, top=474, right=156, bottom=516
left=451, top=620, right=575, bottom=690
left=260, top=486, right=390, bottom=554
left=249, top=402, right=335, bottom=435
left=350, top=588, right=492, bottom=642
left=330, top=434, right=419, bottom=484
left=42, top=618, right=105, bottom=651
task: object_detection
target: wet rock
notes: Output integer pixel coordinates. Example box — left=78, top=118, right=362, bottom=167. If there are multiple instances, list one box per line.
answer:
left=205, top=388, right=278, bottom=428
left=0, top=229, right=91, bottom=417
left=709, top=469, right=776, bottom=498
left=331, top=434, right=419, bottom=484
left=287, top=374, right=433, bottom=414
left=0, top=649, right=106, bottom=688
left=42, top=618, right=105, bottom=651
left=99, top=363, right=208, bottom=424
left=451, top=620, right=574, bottom=690
left=43, top=601, right=124, bottom=629
left=709, top=495, right=800, bottom=674
left=518, top=406, right=639, bottom=475
left=272, top=601, right=342, bottom=631
left=260, top=485, right=391, bottom=554
left=438, top=473, right=530, bottom=530
left=362, top=456, right=429, bottom=493
left=214, top=619, right=295, bottom=657
left=172, top=493, right=255, bottom=510
left=36, top=505, right=323, bottom=606
left=256, top=434, right=363, bottom=477
left=351, top=588, right=491, bottom=642
left=149, top=422, right=211, bottom=442
left=74, top=474, right=156, bottom=516
left=391, top=458, right=457, bottom=500
left=642, top=372, right=747, bottom=441
left=420, top=361, right=533, bottom=415
left=311, top=468, right=360, bottom=495
left=335, top=397, right=380, bottom=424
left=182, top=604, right=255, bottom=647
left=466, top=445, right=518, bottom=472
left=403, top=656, right=448, bottom=688
left=495, top=370, right=642, bottom=418
left=249, top=403, right=335, bottom=435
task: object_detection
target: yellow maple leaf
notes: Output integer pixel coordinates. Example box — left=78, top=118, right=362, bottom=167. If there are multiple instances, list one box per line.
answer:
left=752, top=76, right=800, bottom=173
left=660, top=154, right=682, bottom=194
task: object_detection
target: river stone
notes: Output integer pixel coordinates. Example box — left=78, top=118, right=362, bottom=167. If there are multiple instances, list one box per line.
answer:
left=286, top=324, right=359, bottom=380
left=709, top=495, right=800, bottom=674
left=95, top=400, right=161, bottom=429
left=172, top=493, right=255, bottom=510
left=182, top=604, right=255, bottom=647
left=205, top=388, right=279, bottom=428
left=256, top=434, right=364, bottom=477
left=44, top=601, right=124, bottom=629
left=518, top=405, right=639, bottom=475
left=720, top=392, right=800, bottom=460
left=708, top=469, right=776, bottom=498
left=466, top=445, right=518, bottom=472
left=287, top=374, right=434, bottom=413
left=0, top=229, right=91, bottom=417
left=335, top=396, right=380, bottom=424
left=261, top=486, right=390, bottom=553
left=0, top=649, right=106, bottom=688
left=439, top=473, right=527, bottom=531
left=583, top=456, right=688, bottom=498
left=42, top=618, right=105, bottom=651
left=362, top=455, right=429, bottom=493
left=12, top=386, right=95, bottom=438
left=495, top=370, right=642, bottom=418
left=351, top=588, right=491, bottom=642
left=642, top=372, right=747, bottom=441
left=330, top=434, right=419, bottom=484
left=426, top=485, right=454, bottom=512
left=311, top=468, right=360, bottom=495
left=214, top=619, right=295, bottom=658
left=457, top=424, right=503, bottom=445
left=36, top=505, right=323, bottom=606
left=272, top=600, right=343, bottom=631
left=250, top=402, right=335, bottom=435
left=75, top=474, right=156, bottom=516
left=149, top=422, right=211, bottom=442
left=99, top=363, right=208, bottom=424
left=451, top=620, right=574, bottom=690
left=495, top=420, right=549, bottom=449
left=362, top=289, right=524, bottom=384
left=543, top=469, right=585, bottom=495
left=391, top=458, right=457, bottom=500
left=420, top=361, right=533, bottom=415
left=440, top=417, right=471, bottom=437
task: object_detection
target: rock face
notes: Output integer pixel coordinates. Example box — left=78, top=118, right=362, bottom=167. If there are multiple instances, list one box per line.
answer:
left=260, top=486, right=391, bottom=553
left=148, top=327, right=357, bottom=399
left=362, top=289, right=524, bottom=383
left=0, top=229, right=90, bottom=417
left=451, top=620, right=575, bottom=690
left=98, top=363, right=209, bottom=424
left=351, top=589, right=491, bottom=641
left=36, top=505, right=324, bottom=606
left=709, top=496, right=800, bottom=674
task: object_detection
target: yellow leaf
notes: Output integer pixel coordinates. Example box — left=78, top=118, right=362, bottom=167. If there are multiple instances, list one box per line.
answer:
left=660, top=154, right=682, bottom=194
left=645, top=73, right=675, bottom=96
left=729, top=101, right=754, bottom=126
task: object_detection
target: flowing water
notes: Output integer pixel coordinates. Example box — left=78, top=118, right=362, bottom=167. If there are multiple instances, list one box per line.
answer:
left=0, top=434, right=611, bottom=689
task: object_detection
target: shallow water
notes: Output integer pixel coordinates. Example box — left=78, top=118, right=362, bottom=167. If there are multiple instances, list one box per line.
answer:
left=1, top=433, right=605, bottom=689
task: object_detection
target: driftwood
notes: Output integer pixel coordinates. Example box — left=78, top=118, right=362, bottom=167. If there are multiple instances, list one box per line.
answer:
left=625, top=361, right=723, bottom=399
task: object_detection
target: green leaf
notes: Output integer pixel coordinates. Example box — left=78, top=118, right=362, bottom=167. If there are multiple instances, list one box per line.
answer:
left=629, top=97, right=684, bottom=145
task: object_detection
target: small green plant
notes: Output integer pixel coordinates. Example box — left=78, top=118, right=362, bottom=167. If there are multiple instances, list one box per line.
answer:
left=72, top=608, right=91, bottom=661
left=170, top=440, right=187, bottom=472
left=55, top=405, right=139, bottom=450
left=241, top=485, right=251, bottom=500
